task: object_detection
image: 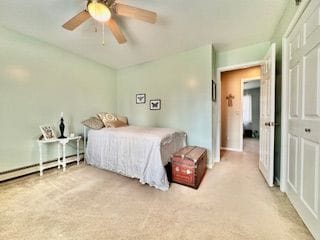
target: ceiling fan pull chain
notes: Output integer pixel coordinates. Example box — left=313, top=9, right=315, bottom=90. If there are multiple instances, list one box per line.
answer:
left=102, top=22, right=105, bottom=46
left=93, top=18, right=97, bottom=33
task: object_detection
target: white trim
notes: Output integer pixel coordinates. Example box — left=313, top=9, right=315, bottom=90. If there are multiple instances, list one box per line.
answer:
left=218, top=61, right=264, bottom=73
left=220, top=147, right=243, bottom=152
left=216, top=61, right=263, bottom=162
left=207, top=163, right=213, bottom=169
left=280, top=35, right=289, bottom=192
left=83, top=126, right=88, bottom=163
left=241, top=77, right=262, bottom=83
left=283, top=0, right=311, bottom=37
left=240, top=77, right=261, bottom=151
left=280, top=0, right=311, bottom=193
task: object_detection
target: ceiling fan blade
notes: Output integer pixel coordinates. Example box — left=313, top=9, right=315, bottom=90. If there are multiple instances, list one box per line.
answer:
left=62, top=10, right=91, bottom=31
left=114, top=4, right=157, bottom=24
left=106, top=18, right=127, bottom=44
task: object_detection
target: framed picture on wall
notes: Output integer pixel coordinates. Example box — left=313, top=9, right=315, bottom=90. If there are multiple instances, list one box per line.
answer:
left=39, top=125, right=56, bottom=140
left=212, top=80, right=217, bottom=102
left=136, top=93, right=146, bottom=104
left=150, top=99, right=161, bottom=110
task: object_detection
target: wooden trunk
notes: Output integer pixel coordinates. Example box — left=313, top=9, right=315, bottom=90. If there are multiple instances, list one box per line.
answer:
left=171, top=146, right=207, bottom=189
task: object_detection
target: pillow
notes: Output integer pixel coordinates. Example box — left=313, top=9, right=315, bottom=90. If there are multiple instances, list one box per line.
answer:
left=108, top=120, right=128, bottom=128
left=117, top=116, right=128, bottom=125
left=81, top=117, right=104, bottom=130
left=97, top=112, right=117, bottom=127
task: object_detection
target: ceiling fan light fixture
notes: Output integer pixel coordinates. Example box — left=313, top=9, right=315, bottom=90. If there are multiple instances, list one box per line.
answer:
left=88, top=1, right=111, bottom=22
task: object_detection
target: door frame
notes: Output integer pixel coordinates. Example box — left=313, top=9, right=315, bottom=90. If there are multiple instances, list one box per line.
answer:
left=240, top=77, right=261, bottom=151
left=216, top=61, right=263, bottom=162
left=280, top=0, right=311, bottom=192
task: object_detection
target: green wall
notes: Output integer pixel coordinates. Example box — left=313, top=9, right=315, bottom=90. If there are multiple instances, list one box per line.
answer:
left=216, top=41, right=270, bottom=68
left=117, top=45, right=213, bottom=164
left=0, top=0, right=299, bottom=175
left=271, top=1, right=298, bottom=182
left=0, top=27, right=117, bottom=172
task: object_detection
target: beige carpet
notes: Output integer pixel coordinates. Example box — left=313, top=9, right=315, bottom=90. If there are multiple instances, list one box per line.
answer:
left=0, top=148, right=313, bottom=240
left=243, top=138, right=259, bottom=154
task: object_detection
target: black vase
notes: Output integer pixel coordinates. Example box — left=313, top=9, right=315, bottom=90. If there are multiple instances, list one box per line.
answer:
left=59, top=117, right=66, bottom=139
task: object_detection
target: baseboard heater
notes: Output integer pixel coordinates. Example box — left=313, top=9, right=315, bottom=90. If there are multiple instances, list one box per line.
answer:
left=0, top=154, right=84, bottom=182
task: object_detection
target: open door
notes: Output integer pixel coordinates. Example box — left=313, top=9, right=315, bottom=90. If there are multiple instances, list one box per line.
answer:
left=259, top=43, right=276, bottom=187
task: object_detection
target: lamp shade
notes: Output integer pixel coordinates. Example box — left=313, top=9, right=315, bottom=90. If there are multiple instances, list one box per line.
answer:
left=88, top=1, right=111, bottom=22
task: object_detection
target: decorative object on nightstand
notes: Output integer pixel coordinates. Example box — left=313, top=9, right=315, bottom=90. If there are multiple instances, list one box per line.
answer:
left=37, top=135, right=81, bottom=176
left=171, top=146, right=207, bottom=189
left=59, top=112, right=66, bottom=139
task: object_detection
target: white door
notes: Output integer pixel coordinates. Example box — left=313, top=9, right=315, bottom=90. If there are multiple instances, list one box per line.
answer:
left=286, top=0, right=320, bottom=238
left=259, top=43, right=276, bottom=187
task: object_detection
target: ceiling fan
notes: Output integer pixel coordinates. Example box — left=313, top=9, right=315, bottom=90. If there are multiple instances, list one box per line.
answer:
left=62, top=0, right=157, bottom=44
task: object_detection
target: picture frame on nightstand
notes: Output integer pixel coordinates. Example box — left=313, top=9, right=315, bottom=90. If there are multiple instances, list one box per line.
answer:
left=40, top=125, right=56, bottom=140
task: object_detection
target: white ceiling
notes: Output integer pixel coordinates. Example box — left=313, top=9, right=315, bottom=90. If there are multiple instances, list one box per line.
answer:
left=0, top=0, right=289, bottom=69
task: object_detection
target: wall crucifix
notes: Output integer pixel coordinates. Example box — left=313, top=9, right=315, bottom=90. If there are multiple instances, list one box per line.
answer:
left=226, top=94, right=235, bottom=107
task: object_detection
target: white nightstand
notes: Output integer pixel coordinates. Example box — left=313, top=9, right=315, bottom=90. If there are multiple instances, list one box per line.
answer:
left=37, top=136, right=81, bottom=176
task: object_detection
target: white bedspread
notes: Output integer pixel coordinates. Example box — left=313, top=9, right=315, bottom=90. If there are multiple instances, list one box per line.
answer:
left=85, top=126, right=186, bottom=191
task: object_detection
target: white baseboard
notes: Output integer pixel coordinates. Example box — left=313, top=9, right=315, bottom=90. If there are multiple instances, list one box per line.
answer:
left=0, top=154, right=84, bottom=182
left=220, top=147, right=243, bottom=152
left=207, top=163, right=213, bottom=169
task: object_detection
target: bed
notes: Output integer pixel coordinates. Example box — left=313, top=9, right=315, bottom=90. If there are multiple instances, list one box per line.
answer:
left=84, top=126, right=186, bottom=191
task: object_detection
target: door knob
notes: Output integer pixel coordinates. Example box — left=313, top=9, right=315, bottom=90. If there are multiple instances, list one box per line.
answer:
left=305, top=128, right=311, bottom=133
left=265, top=122, right=271, bottom=126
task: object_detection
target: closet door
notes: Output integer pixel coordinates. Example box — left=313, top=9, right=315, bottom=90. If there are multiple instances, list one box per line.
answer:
left=286, top=0, right=320, bottom=238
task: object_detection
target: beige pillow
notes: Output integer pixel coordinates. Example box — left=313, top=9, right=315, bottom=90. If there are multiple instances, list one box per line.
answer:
left=81, top=117, right=104, bottom=130
left=108, top=120, right=128, bottom=128
left=97, top=112, right=117, bottom=127
left=117, top=116, right=128, bottom=125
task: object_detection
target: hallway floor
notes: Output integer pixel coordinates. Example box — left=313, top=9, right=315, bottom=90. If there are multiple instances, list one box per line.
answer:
left=0, top=146, right=314, bottom=239
left=243, top=137, right=259, bottom=153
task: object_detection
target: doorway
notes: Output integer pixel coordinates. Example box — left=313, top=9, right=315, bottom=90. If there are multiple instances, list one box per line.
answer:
left=220, top=67, right=261, bottom=153
left=216, top=44, right=276, bottom=188
left=242, top=78, right=260, bottom=154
